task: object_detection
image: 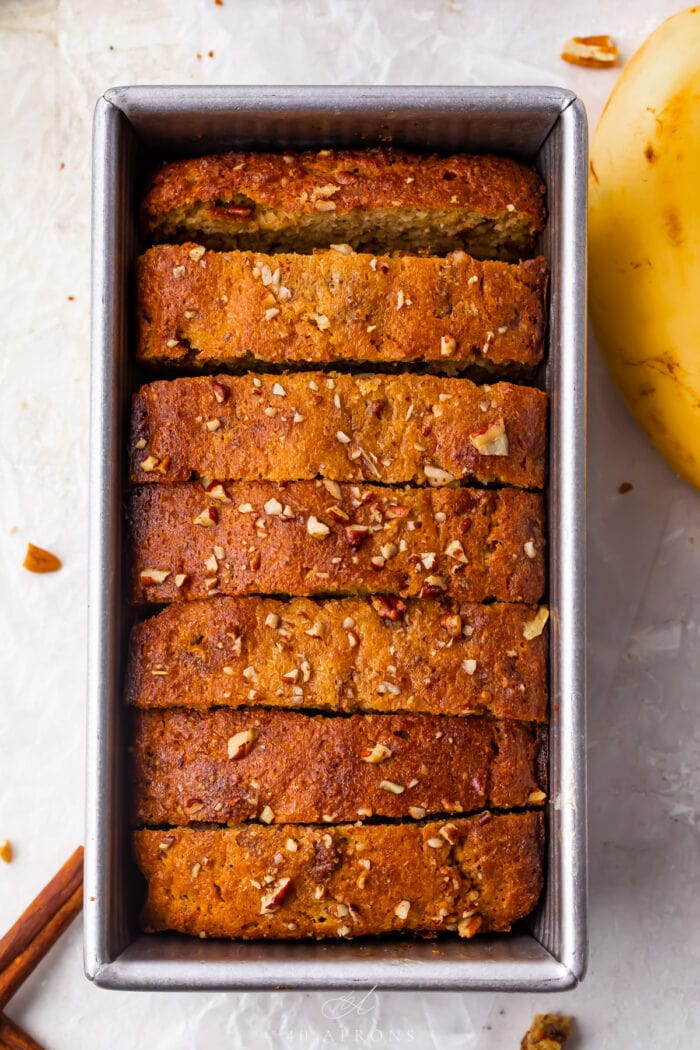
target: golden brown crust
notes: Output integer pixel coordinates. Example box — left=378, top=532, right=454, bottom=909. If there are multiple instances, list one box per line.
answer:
left=130, top=482, right=545, bottom=605
left=142, top=148, right=545, bottom=259
left=127, top=596, right=548, bottom=722
left=136, top=245, right=548, bottom=371
left=134, top=812, right=544, bottom=939
left=130, top=709, right=548, bottom=827
left=130, top=372, right=547, bottom=489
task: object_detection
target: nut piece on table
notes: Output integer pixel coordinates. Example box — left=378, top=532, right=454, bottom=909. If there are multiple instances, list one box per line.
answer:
left=561, top=34, right=618, bottom=68
left=0, top=838, right=12, bottom=863
left=520, top=1013, right=572, bottom=1050
left=23, top=543, right=62, bottom=573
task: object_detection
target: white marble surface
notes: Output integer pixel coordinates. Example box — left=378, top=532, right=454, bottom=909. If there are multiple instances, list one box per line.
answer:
left=1, top=1, right=699, bottom=1046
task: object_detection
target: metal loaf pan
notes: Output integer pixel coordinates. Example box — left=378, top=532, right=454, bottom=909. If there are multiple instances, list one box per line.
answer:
left=86, top=86, right=587, bottom=991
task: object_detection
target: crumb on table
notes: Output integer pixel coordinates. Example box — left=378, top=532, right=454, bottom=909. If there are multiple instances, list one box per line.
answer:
left=561, top=34, right=618, bottom=68
left=521, top=1013, right=572, bottom=1049
left=23, top=543, right=62, bottom=574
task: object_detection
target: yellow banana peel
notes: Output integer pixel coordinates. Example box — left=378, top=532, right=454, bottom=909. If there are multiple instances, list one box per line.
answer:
left=589, top=5, right=700, bottom=488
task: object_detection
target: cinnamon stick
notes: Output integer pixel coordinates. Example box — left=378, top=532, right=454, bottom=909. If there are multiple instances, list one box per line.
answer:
left=0, top=1011, right=43, bottom=1050
left=0, top=847, right=83, bottom=1012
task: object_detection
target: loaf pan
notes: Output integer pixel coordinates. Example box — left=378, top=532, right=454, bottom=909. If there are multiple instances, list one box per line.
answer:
left=86, top=85, right=587, bottom=991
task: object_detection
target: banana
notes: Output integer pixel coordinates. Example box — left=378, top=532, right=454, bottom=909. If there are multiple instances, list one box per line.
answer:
left=589, top=6, right=700, bottom=488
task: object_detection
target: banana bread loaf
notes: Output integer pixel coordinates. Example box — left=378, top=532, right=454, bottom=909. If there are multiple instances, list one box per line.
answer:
left=127, top=596, right=548, bottom=721
left=134, top=811, right=544, bottom=939
left=130, top=482, right=545, bottom=605
left=142, top=148, right=546, bottom=259
left=136, top=244, right=547, bottom=372
left=131, top=372, right=547, bottom=489
left=130, top=708, right=548, bottom=827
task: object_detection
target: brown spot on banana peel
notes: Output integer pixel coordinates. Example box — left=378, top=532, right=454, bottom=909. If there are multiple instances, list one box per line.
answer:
left=663, top=209, right=684, bottom=246
left=661, top=90, right=689, bottom=135
left=624, top=359, right=700, bottom=462
left=644, top=143, right=657, bottom=163
left=625, top=352, right=688, bottom=382
left=647, top=410, right=667, bottom=436
left=647, top=90, right=688, bottom=147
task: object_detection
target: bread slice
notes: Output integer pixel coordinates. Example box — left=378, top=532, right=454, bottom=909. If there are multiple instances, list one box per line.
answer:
left=134, top=812, right=544, bottom=939
left=130, top=482, right=545, bottom=605
left=127, top=596, right=548, bottom=722
left=136, top=244, right=548, bottom=373
left=142, top=148, right=545, bottom=260
left=131, top=372, right=547, bottom=489
left=130, top=708, right=547, bottom=828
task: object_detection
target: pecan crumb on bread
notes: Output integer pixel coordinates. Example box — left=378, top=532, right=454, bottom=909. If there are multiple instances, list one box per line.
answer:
left=142, top=148, right=545, bottom=260
left=134, top=811, right=544, bottom=939
left=129, top=482, right=545, bottom=605
left=137, top=244, right=547, bottom=372
left=130, top=708, right=548, bottom=826
left=130, top=371, right=548, bottom=489
left=127, top=596, right=548, bottom=721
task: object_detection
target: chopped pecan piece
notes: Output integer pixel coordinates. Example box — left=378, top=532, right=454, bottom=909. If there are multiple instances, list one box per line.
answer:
left=23, top=543, right=62, bottom=574
left=370, top=594, right=407, bottom=621
left=561, top=34, right=617, bottom=68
